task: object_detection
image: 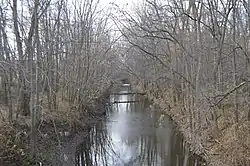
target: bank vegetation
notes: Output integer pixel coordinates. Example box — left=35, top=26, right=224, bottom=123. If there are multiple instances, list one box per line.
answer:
left=0, top=0, right=116, bottom=164
left=114, top=0, right=250, bottom=165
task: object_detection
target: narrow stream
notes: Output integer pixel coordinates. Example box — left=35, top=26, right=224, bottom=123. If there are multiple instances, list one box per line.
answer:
left=58, top=85, right=204, bottom=166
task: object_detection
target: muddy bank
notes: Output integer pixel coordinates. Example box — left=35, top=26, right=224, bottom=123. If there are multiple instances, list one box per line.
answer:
left=0, top=85, right=112, bottom=166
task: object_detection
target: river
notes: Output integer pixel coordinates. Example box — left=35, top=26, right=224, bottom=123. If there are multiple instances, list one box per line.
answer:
left=56, top=85, right=205, bottom=166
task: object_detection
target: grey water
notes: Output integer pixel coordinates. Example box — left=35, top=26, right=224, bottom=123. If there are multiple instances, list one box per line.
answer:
left=59, top=85, right=204, bottom=166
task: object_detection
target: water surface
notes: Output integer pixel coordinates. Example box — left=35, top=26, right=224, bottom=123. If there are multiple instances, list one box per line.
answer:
left=60, top=85, right=204, bottom=166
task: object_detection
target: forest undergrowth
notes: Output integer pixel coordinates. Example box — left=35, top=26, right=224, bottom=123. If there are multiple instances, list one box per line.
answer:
left=0, top=85, right=111, bottom=165
left=135, top=82, right=250, bottom=166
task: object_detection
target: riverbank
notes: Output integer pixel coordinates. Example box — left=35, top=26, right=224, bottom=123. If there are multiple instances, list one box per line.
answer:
left=0, top=85, right=112, bottom=165
left=134, top=82, right=250, bottom=166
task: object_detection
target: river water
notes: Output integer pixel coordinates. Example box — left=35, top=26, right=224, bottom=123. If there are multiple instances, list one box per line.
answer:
left=58, top=85, right=204, bottom=166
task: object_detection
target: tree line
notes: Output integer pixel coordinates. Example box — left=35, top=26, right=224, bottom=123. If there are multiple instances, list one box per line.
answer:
left=113, top=0, right=250, bottom=164
left=0, top=0, right=116, bottom=158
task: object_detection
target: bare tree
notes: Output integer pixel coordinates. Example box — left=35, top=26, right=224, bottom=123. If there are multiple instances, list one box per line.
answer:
left=113, top=0, right=250, bottom=164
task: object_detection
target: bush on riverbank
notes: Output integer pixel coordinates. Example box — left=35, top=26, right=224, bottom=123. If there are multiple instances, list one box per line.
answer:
left=0, top=84, right=111, bottom=165
left=135, top=82, right=250, bottom=166
left=209, top=122, right=250, bottom=166
left=0, top=122, right=25, bottom=165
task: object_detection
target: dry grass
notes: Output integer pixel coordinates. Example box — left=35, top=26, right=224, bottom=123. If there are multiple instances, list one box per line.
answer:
left=208, top=122, right=250, bottom=166
left=0, top=122, right=26, bottom=164
left=135, top=83, right=250, bottom=166
left=40, top=94, right=84, bottom=127
left=0, top=85, right=112, bottom=165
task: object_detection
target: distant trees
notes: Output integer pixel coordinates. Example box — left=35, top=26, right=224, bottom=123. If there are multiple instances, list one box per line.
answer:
left=113, top=0, right=250, bottom=153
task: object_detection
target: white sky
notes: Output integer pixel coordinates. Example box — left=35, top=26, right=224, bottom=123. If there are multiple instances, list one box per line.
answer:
left=1, top=0, right=140, bottom=53
left=100, top=0, right=136, bottom=8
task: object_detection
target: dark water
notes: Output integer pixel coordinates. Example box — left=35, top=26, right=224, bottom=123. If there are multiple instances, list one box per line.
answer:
left=59, top=85, right=204, bottom=166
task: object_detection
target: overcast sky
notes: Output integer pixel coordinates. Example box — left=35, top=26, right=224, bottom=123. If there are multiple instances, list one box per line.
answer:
left=2, top=0, right=140, bottom=49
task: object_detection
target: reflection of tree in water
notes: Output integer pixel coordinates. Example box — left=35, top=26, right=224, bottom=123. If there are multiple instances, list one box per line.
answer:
left=75, top=106, right=111, bottom=166
left=75, top=90, right=205, bottom=166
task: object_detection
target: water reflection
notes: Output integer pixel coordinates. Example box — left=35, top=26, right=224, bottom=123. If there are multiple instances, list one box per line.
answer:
left=75, top=86, right=204, bottom=166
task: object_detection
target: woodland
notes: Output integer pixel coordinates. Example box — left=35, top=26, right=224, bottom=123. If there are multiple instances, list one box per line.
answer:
left=0, top=0, right=250, bottom=165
